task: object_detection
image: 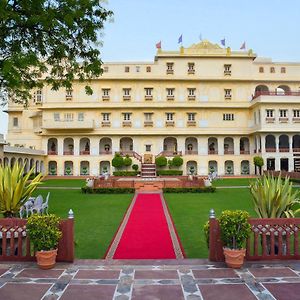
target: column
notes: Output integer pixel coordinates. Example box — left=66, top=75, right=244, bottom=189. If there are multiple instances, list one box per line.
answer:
left=73, top=137, right=80, bottom=156
left=112, top=137, right=119, bottom=154
left=275, top=158, right=280, bottom=171
left=261, top=135, right=266, bottom=153
left=58, top=138, right=63, bottom=156
left=218, top=137, right=224, bottom=155
left=275, top=135, right=279, bottom=153
left=234, top=137, right=240, bottom=156
left=234, top=159, right=241, bottom=175
left=198, top=136, right=208, bottom=155
left=90, top=137, right=99, bottom=156
left=289, top=135, right=293, bottom=153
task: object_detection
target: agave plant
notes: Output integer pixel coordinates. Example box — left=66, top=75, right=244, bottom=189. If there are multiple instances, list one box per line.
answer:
left=0, top=163, right=44, bottom=218
left=249, top=174, right=300, bottom=218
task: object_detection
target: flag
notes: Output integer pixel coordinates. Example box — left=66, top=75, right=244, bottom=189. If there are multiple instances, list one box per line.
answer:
left=178, top=34, right=183, bottom=44
left=156, top=41, right=161, bottom=49
left=240, top=41, right=246, bottom=50
left=221, top=38, right=226, bottom=47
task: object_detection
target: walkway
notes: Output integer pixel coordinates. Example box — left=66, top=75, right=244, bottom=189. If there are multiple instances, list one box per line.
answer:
left=105, top=193, right=184, bottom=259
left=0, top=260, right=300, bottom=299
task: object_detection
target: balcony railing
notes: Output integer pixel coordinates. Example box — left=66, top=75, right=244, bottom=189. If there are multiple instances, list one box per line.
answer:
left=166, top=95, right=174, bottom=101
left=144, top=121, right=153, bottom=127
left=145, top=95, right=153, bottom=101
left=252, top=91, right=300, bottom=100
left=100, top=150, right=112, bottom=155
left=48, top=150, right=57, bottom=155
left=187, top=121, right=196, bottom=126
left=187, top=95, right=196, bottom=101
left=293, top=148, right=300, bottom=153
left=165, top=121, right=175, bottom=127
left=293, top=117, right=300, bottom=123
left=279, top=117, right=289, bottom=123
left=208, top=150, right=218, bottom=155
left=266, top=148, right=276, bottom=153
left=240, top=150, right=250, bottom=155
left=224, top=149, right=234, bottom=155
left=279, top=148, right=289, bottom=152
left=185, top=150, right=198, bottom=155
left=265, top=117, right=275, bottom=123
left=156, top=151, right=183, bottom=157
left=188, top=69, right=195, bottom=74
left=63, top=150, right=74, bottom=155
left=102, top=95, right=110, bottom=101
left=80, top=150, right=90, bottom=155
left=43, top=119, right=94, bottom=130
left=122, top=121, right=132, bottom=127
left=101, top=121, right=111, bottom=127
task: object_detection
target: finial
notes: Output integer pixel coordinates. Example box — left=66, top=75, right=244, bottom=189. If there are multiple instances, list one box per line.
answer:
left=209, top=209, right=215, bottom=219
left=68, top=209, right=74, bottom=219
left=226, top=47, right=231, bottom=56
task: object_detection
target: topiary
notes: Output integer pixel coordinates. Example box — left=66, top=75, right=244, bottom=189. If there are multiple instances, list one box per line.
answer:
left=123, top=155, right=132, bottom=170
left=112, top=154, right=124, bottom=170
left=253, top=156, right=264, bottom=175
left=155, top=156, right=167, bottom=168
left=172, top=156, right=183, bottom=167
left=132, top=164, right=138, bottom=171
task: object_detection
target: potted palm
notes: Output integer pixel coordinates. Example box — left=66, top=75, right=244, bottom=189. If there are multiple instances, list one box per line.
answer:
left=218, top=210, right=251, bottom=268
left=26, top=214, right=62, bottom=269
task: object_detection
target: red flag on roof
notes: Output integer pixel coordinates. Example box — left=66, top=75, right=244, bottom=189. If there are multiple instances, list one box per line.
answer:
left=156, top=41, right=161, bottom=49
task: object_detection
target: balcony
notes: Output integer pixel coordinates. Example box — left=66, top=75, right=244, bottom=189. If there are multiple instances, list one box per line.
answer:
left=101, top=121, right=111, bottom=127
left=265, top=117, right=275, bottom=123
left=48, top=150, right=57, bottom=155
left=240, top=150, right=250, bottom=155
left=188, top=95, right=196, bottom=101
left=80, top=150, right=90, bottom=155
left=279, top=148, right=289, bottom=153
left=187, top=121, right=196, bottom=126
left=293, top=117, right=300, bottom=123
left=224, top=95, right=232, bottom=100
left=166, top=69, right=174, bottom=75
left=102, top=95, right=110, bottom=101
left=188, top=69, right=195, bottom=74
left=100, top=150, right=112, bottom=155
left=166, top=95, right=174, bottom=101
left=293, top=148, right=300, bottom=153
left=144, top=121, right=153, bottom=127
left=185, top=150, right=198, bottom=155
left=122, top=121, right=132, bottom=127
left=123, top=95, right=131, bottom=101
left=43, top=119, right=95, bottom=131
left=63, top=150, right=74, bottom=155
left=224, top=70, right=231, bottom=76
left=145, top=95, right=153, bottom=101
left=208, top=150, right=218, bottom=155
left=266, top=148, right=276, bottom=153
left=165, top=121, right=175, bottom=127
left=224, top=149, right=234, bottom=155
left=252, top=91, right=300, bottom=100
left=279, top=117, right=289, bottom=123
left=159, top=151, right=182, bottom=157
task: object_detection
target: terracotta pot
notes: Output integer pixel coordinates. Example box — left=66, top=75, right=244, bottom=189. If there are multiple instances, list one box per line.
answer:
left=223, top=248, right=246, bottom=269
left=36, top=249, right=58, bottom=270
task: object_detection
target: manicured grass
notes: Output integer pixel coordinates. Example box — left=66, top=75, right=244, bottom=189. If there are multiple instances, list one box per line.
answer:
left=42, top=179, right=86, bottom=187
left=32, top=189, right=132, bottom=258
left=212, top=178, right=256, bottom=187
left=165, top=189, right=256, bottom=258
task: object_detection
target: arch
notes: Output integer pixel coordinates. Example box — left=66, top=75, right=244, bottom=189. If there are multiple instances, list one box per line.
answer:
left=163, top=137, right=177, bottom=154
left=225, top=160, right=234, bottom=175
left=63, top=138, right=74, bottom=155
left=265, top=135, right=276, bottom=152
left=29, top=158, right=34, bottom=171
left=100, top=137, right=112, bottom=154
left=120, top=137, right=133, bottom=153
left=48, top=138, right=58, bottom=155
left=17, top=157, right=23, bottom=167
left=279, top=135, right=289, bottom=152
left=185, top=137, right=198, bottom=155
left=35, top=160, right=40, bottom=173
left=276, top=85, right=291, bottom=95
left=48, top=161, right=57, bottom=175
left=293, top=135, right=300, bottom=152
left=208, top=137, right=218, bottom=154
left=208, top=160, right=218, bottom=174
left=64, top=161, right=73, bottom=175
left=24, top=158, right=29, bottom=173
left=10, top=157, right=16, bottom=168
left=240, top=137, right=250, bottom=154
left=80, top=161, right=90, bottom=175
left=3, top=157, right=9, bottom=167
left=0, top=158, right=2, bottom=166
left=241, top=160, right=250, bottom=175
left=186, top=160, right=197, bottom=175
left=224, top=137, right=234, bottom=154
left=80, top=138, right=90, bottom=155
left=100, top=161, right=111, bottom=175
left=255, top=85, right=269, bottom=95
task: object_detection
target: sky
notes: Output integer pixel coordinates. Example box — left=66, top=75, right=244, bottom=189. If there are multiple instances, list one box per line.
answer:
left=1, top=0, right=300, bottom=136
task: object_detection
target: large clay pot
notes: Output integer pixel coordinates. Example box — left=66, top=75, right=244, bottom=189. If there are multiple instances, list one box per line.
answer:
left=223, top=248, right=246, bottom=269
left=36, top=249, right=58, bottom=270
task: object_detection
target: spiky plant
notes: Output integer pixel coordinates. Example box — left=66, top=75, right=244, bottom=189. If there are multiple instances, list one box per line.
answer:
left=249, top=174, right=300, bottom=218
left=0, top=163, right=44, bottom=217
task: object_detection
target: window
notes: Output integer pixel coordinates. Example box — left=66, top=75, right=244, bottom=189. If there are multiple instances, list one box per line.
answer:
left=144, top=113, right=152, bottom=121
left=53, top=113, right=60, bottom=121
left=224, top=89, right=232, bottom=99
left=78, top=112, right=84, bottom=121
left=266, top=109, right=274, bottom=118
left=270, top=67, right=275, bottom=73
left=146, top=66, right=151, bottom=72
left=103, top=66, right=109, bottom=73
left=64, top=113, right=73, bottom=122
left=123, top=88, right=131, bottom=96
left=145, top=145, right=151, bottom=152
left=224, top=64, right=232, bottom=75
left=125, top=66, right=130, bottom=72
left=188, top=88, right=195, bottom=96
left=167, top=88, right=174, bottom=96
left=145, top=88, right=153, bottom=96
left=166, top=62, right=174, bottom=74
left=281, top=67, right=286, bottom=73
left=259, top=67, right=264, bottom=73
left=102, top=113, right=110, bottom=121
left=279, top=109, right=287, bottom=118
left=166, top=113, right=174, bottom=121
left=66, top=89, right=73, bottom=101
left=102, top=89, right=110, bottom=96
left=13, top=117, right=18, bottom=127
left=293, top=109, right=300, bottom=118
left=187, top=113, right=196, bottom=121
left=123, top=113, right=131, bottom=121
left=188, top=62, right=195, bottom=74
left=136, top=66, right=140, bottom=72
left=34, top=90, right=43, bottom=103
left=223, top=113, right=234, bottom=121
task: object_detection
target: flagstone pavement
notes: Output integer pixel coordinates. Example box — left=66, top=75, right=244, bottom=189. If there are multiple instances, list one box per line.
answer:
left=1, top=259, right=300, bottom=300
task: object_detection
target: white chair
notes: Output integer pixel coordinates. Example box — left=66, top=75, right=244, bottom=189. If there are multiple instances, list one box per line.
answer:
left=19, top=198, right=35, bottom=218
left=29, top=195, right=44, bottom=215
left=41, top=192, right=50, bottom=214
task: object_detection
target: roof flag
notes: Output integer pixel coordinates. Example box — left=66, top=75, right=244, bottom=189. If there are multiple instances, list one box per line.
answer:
left=240, top=41, right=246, bottom=50
left=178, top=34, right=183, bottom=44
left=221, top=38, right=226, bottom=47
left=156, top=41, right=161, bottom=49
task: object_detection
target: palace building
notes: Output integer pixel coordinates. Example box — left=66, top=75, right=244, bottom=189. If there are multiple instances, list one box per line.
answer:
left=4, top=40, right=300, bottom=176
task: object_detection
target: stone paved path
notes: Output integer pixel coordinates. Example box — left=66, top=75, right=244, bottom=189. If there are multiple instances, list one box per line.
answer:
left=1, top=260, right=300, bottom=299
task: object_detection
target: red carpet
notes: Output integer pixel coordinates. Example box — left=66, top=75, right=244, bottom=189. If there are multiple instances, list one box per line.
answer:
left=112, top=193, right=177, bottom=259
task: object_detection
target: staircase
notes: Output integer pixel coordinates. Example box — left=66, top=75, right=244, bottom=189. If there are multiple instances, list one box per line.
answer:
left=141, top=163, right=156, bottom=178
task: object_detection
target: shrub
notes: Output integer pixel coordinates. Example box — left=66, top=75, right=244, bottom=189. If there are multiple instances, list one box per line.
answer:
left=112, top=153, right=124, bottom=169
left=112, top=171, right=138, bottom=176
left=203, top=221, right=210, bottom=248
left=253, top=156, right=264, bottom=175
left=157, top=170, right=183, bottom=176
left=132, top=164, right=139, bottom=171
left=155, top=156, right=167, bottom=167
left=162, top=187, right=216, bottom=193
left=123, top=155, right=132, bottom=170
left=172, top=156, right=183, bottom=167
left=81, top=187, right=135, bottom=194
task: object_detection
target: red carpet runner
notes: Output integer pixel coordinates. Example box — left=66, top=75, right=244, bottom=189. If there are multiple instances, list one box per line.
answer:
left=106, top=193, right=184, bottom=259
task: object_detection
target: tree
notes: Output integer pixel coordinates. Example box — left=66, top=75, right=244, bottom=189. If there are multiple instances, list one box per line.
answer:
left=0, top=0, right=113, bottom=105
left=123, top=155, right=132, bottom=170
left=253, top=156, right=264, bottom=175
left=171, top=156, right=183, bottom=167
left=112, top=153, right=124, bottom=170
left=155, top=156, right=167, bottom=168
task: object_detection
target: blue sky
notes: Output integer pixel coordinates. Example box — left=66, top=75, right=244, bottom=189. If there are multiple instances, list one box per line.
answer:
left=1, top=0, right=300, bottom=135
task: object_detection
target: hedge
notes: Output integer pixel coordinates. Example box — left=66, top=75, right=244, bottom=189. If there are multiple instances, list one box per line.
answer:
left=112, top=171, right=138, bottom=176
left=162, top=187, right=216, bottom=193
left=81, top=187, right=135, bottom=194
left=157, top=170, right=183, bottom=176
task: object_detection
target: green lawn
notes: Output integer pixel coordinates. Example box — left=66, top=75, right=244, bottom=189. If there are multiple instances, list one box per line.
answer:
left=213, top=178, right=256, bottom=187
left=32, top=189, right=132, bottom=258
left=41, top=179, right=86, bottom=187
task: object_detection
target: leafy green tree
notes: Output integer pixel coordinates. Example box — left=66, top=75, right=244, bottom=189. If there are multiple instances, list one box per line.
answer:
left=172, top=156, right=183, bottom=167
left=112, top=153, right=124, bottom=170
left=0, top=0, right=113, bottom=105
left=253, top=156, right=264, bottom=175
left=123, top=155, right=132, bottom=170
left=155, top=156, right=167, bottom=168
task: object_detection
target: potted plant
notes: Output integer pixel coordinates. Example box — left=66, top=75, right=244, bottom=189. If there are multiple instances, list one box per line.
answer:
left=218, top=210, right=251, bottom=268
left=65, top=166, right=72, bottom=175
left=26, top=214, right=62, bottom=269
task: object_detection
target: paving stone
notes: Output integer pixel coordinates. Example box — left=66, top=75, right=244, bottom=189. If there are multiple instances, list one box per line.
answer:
left=0, top=269, right=9, bottom=277
left=263, top=282, right=300, bottom=300
left=182, top=283, right=198, bottom=293
left=135, top=270, right=178, bottom=279
left=116, top=283, right=131, bottom=294
left=193, top=268, right=238, bottom=279
left=75, top=270, right=120, bottom=279
left=16, top=268, right=64, bottom=278
left=0, top=283, right=51, bottom=300
left=186, top=295, right=202, bottom=300
left=249, top=267, right=298, bottom=278
left=121, top=268, right=134, bottom=275
left=114, top=295, right=130, bottom=300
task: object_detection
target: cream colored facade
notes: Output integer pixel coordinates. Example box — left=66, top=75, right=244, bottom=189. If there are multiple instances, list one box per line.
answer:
left=5, top=40, right=300, bottom=176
